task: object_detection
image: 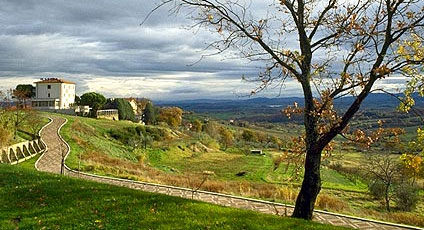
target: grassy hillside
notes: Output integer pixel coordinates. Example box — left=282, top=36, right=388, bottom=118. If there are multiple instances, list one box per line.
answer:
left=59, top=115, right=365, bottom=190
left=0, top=161, right=345, bottom=230
left=56, top=113, right=424, bottom=227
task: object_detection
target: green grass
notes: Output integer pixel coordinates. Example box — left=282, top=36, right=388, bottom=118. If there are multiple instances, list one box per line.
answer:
left=56, top=113, right=370, bottom=195
left=147, top=146, right=368, bottom=192
left=58, top=114, right=140, bottom=168
left=0, top=164, right=347, bottom=230
left=51, top=113, right=424, bottom=226
left=14, top=152, right=40, bottom=170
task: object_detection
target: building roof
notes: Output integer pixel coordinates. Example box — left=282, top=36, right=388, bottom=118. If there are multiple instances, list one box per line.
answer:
left=35, top=78, right=75, bottom=84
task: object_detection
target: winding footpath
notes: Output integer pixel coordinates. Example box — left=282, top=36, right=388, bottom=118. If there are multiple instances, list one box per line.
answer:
left=36, top=116, right=422, bottom=230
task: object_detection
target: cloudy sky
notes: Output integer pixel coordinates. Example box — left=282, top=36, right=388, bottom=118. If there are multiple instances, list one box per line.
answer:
left=0, top=0, right=406, bottom=101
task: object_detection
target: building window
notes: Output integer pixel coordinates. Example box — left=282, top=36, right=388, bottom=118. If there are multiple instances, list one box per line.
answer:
left=48, top=93, right=50, bottom=98
left=47, top=85, right=51, bottom=89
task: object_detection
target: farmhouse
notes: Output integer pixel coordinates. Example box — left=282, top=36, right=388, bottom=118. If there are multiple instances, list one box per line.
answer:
left=32, top=78, right=75, bottom=110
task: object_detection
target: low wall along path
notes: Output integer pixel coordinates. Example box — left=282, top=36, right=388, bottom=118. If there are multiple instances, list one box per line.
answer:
left=1, top=139, right=46, bottom=164
left=35, top=116, right=423, bottom=230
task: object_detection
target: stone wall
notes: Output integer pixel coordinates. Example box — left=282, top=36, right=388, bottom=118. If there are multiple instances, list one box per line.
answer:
left=0, top=139, right=46, bottom=164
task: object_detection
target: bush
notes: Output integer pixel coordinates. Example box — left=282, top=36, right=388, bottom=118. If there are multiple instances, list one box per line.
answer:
left=368, top=179, right=386, bottom=199
left=84, top=165, right=95, bottom=171
left=145, top=126, right=167, bottom=141
left=109, top=129, right=133, bottom=144
left=135, top=126, right=146, bottom=135
left=316, top=194, right=348, bottom=212
left=241, top=129, right=257, bottom=142
left=394, top=183, right=419, bottom=211
left=199, top=133, right=220, bottom=149
left=125, top=126, right=167, bottom=142
left=203, top=121, right=219, bottom=138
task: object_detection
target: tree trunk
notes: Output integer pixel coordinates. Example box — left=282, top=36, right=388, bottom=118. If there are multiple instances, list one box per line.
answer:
left=292, top=148, right=322, bottom=220
left=385, top=183, right=391, bottom=212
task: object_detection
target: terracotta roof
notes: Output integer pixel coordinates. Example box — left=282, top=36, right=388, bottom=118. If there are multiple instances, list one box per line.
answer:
left=35, top=78, right=75, bottom=84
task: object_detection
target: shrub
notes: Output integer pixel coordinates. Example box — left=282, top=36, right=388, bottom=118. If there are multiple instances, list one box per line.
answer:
left=328, top=162, right=343, bottom=172
left=109, top=129, right=132, bottom=144
left=368, top=179, right=386, bottom=199
left=145, top=126, right=167, bottom=141
left=127, top=126, right=167, bottom=141
left=388, top=212, right=424, bottom=227
left=203, top=121, right=219, bottom=138
left=199, top=133, right=220, bottom=150
left=135, top=126, right=146, bottom=135
left=394, top=183, right=419, bottom=211
left=147, top=149, right=164, bottom=164
left=241, top=129, right=257, bottom=142
left=191, top=119, right=202, bottom=133
left=84, top=165, right=95, bottom=171
left=316, top=194, right=348, bottom=212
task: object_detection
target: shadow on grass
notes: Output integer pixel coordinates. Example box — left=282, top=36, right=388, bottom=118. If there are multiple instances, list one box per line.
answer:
left=0, top=164, right=347, bottom=230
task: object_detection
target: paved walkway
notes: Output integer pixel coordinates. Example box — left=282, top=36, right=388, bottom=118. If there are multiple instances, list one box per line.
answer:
left=36, top=116, right=422, bottom=230
left=35, top=117, right=66, bottom=173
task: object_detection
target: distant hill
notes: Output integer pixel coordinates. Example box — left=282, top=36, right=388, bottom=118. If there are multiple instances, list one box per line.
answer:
left=156, top=93, right=424, bottom=124
left=157, top=93, right=424, bottom=110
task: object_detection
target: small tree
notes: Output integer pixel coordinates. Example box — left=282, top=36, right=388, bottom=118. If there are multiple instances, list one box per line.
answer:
left=157, top=107, right=183, bottom=127
left=13, top=84, right=35, bottom=108
left=269, top=135, right=283, bottom=150
left=393, top=183, right=419, bottom=211
left=0, top=107, right=13, bottom=148
left=192, top=119, right=203, bottom=133
left=26, top=110, right=44, bottom=138
left=9, top=107, right=31, bottom=139
left=141, top=133, right=153, bottom=150
left=129, top=132, right=153, bottom=150
left=241, top=129, right=257, bottom=143
left=364, top=154, right=401, bottom=212
left=400, top=153, right=423, bottom=186
left=219, top=128, right=234, bottom=150
left=203, top=120, right=219, bottom=138
left=143, top=102, right=156, bottom=125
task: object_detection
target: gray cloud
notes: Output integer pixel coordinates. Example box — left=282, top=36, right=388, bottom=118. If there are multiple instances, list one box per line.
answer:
left=0, top=0, right=408, bottom=100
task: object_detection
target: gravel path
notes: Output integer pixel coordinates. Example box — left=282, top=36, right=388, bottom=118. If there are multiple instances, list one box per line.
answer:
left=36, top=116, right=422, bottom=230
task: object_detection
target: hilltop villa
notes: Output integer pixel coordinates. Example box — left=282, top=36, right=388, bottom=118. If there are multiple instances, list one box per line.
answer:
left=31, top=78, right=75, bottom=110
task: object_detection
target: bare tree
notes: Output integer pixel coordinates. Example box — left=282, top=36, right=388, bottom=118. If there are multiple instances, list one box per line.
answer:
left=59, top=141, right=68, bottom=175
left=9, top=107, right=32, bottom=139
left=26, top=111, right=45, bottom=138
left=0, top=106, right=13, bottom=148
left=364, top=154, right=401, bottom=212
left=148, top=0, right=424, bottom=219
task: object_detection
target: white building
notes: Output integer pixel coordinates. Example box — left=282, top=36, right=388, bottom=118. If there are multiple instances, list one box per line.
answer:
left=32, top=78, right=75, bottom=110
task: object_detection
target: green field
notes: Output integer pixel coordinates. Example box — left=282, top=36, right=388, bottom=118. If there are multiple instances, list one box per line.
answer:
left=0, top=157, right=345, bottom=230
